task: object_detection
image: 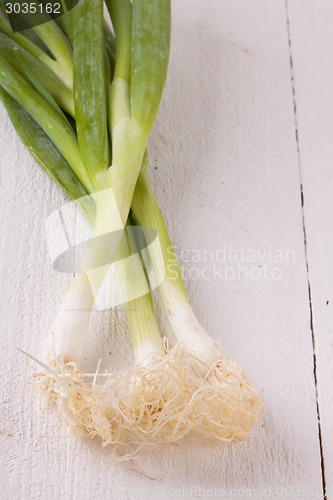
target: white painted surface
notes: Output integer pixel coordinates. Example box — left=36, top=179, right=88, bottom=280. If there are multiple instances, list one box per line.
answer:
left=287, top=0, right=333, bottom=496
left=0, top=1, right=331, bottom=498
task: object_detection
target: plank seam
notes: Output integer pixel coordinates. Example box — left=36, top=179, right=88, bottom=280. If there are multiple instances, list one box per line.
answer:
left=285, top=1, right=327, bottom=498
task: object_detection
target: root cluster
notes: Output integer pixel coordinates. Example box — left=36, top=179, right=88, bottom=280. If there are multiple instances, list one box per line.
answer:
left=37, top=342, right=262, bottom=456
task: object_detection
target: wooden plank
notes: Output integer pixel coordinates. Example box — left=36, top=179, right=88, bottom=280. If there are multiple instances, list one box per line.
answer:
left=0, top=0, right=326, bottom=498
left=287, top=0, right=333, bottom=497
left=0, top=109, right=72, bottom=499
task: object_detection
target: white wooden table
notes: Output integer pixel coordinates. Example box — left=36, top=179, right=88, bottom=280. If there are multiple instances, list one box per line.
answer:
left=1, top=1, right=332, bottom=498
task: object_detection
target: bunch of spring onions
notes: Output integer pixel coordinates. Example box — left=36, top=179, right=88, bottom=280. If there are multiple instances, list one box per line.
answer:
left=0, top=0, right=261, bottom=459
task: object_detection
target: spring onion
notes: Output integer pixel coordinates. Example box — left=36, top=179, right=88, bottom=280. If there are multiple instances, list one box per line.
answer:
left=0, top=0, right=261, bottom=458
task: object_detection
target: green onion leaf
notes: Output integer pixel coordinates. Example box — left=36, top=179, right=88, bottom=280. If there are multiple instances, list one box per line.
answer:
left=73, top=0, right=109, bottom=188
left=130, top=0, right=171, bottom=134
left=0, top=55, right=92, bottom=192
left=0, top=86, right=95, bottom=223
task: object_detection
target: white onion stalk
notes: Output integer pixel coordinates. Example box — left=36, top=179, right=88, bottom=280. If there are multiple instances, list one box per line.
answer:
left=131, top=165, right=262, bottom=440
left=46, top=187, right=118, bottom=364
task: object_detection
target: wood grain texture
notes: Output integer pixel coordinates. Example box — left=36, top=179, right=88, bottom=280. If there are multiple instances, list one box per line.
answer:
left=0, top=0, right=329, bottom=498
left=287, top=0, right=333, bottom=497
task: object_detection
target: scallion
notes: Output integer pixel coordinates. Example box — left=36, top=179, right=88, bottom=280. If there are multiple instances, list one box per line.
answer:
left=0, top=0, right=261, bottom=458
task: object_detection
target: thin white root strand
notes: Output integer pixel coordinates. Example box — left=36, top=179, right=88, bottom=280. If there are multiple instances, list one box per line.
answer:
left=192, top=359, right=262, bottom=441
left=31, top=341, right=261, bottom=459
